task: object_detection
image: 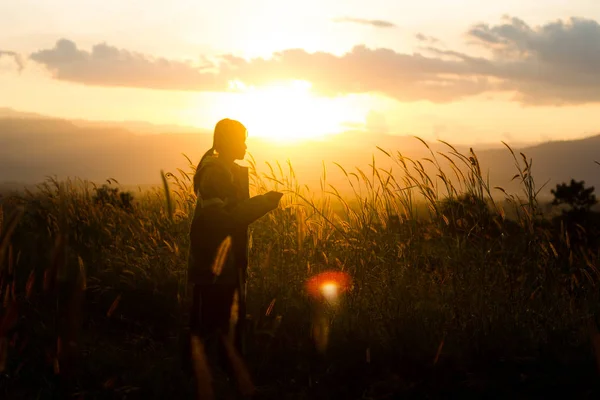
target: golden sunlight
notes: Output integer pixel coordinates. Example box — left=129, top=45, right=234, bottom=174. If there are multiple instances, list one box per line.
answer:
left=204, top=80, right=360, bottom=143
left=229, top=80, right=348, bottom=142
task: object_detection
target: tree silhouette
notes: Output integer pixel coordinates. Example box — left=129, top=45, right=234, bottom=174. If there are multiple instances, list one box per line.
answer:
left=551, top=179, right=597, bottom=214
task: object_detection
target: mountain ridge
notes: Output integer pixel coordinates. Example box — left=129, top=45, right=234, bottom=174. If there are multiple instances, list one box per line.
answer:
left=1, top=108, right=598, bottom=200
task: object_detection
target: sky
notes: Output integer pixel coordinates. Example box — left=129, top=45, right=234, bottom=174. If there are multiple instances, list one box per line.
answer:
left=1, top=0, right=600, bottom=145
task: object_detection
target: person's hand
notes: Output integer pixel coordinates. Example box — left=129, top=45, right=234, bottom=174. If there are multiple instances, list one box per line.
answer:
left=264, top=191, right=284, bottom=209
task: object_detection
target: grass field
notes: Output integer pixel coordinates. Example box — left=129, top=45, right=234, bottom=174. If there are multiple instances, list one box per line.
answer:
left=1, top=140, right=600, bottom=399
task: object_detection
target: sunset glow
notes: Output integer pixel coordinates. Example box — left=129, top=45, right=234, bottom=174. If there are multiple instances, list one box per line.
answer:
left=2, top=2, right=600, bottom=396
left=204, top=80, right=356, bottom=142
left=1, top=2, right=599, bottom=149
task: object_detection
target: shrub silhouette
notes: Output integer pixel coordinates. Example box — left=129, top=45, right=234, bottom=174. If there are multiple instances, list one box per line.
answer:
left=92, top=184, right=134, bottom=211
left=437, top=193, right=494, bottom=235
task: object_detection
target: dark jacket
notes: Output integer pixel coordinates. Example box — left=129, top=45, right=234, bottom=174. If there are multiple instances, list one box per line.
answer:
left=188, top=155, right=275, bottom=285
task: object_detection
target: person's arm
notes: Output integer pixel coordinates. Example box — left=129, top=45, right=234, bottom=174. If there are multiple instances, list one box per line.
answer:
left=227, top=193, right=280, bottom=226
left=197, top=164, right=280, bottom=226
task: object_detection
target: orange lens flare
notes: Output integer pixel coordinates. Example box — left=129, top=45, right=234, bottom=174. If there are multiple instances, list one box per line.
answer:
left=306, top=271, right=352, bottom=300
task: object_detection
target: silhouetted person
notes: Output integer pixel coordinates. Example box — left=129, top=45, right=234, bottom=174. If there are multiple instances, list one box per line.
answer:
left=186, top=118, right=282, bottom=373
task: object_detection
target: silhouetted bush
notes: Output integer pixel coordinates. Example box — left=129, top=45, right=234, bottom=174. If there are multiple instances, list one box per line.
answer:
left=92, top=184, right=134, bottom=211
left=437, top=193, right=495, bottom=236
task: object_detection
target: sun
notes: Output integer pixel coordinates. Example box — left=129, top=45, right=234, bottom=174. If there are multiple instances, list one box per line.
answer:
left=181, top=79, right=371, bottom=143
left=220, top=80, right=351, bottom=142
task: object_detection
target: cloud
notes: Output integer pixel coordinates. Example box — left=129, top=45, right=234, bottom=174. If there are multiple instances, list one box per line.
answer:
left=23, top=16, right=600, bottom=105
left=332, top=17, right=396, bottom=28
left=29, top=39, right=225, bottom=91
left=0, top=50, right=24, bottom=72
left=465, top=16, right=600, bottom=104
left=220, top=46, right=495, bottom=102
left=415, top=33, right=440, bottom=44
left=27, top=39, right=489, bottom=102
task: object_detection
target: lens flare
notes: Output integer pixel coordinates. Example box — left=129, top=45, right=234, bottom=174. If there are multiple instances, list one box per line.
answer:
left=320, top=282, right=338, bottom=301
left=306, top=270, right=352, bottom=302
left=306, top=271, right=352, bottom=353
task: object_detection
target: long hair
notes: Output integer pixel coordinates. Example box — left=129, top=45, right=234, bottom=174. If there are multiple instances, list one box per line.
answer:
left=193, top=118, right=246, bottom=194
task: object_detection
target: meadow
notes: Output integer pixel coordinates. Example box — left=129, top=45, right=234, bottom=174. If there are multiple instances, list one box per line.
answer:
left=1, top=139, right=600, bottom=399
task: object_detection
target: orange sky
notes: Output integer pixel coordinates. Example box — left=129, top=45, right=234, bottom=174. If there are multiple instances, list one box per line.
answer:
left=1, top=0, right=600, bottom=146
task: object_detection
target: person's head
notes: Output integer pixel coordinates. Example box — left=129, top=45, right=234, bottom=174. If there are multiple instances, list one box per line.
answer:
left=212, top=118, right=247, bottom=161
left=195, top=118, right=247, bottom=191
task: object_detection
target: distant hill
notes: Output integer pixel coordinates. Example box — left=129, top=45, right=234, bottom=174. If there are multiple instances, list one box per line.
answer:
left=0, top=108, right=207, bottom=135
left=1, top=109, right=598, bottom=201
left=0, top=108, right=51, bottom=120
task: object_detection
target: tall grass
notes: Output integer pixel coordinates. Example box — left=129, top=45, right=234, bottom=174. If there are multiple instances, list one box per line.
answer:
left=0, top=137, right=599, bottom=398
